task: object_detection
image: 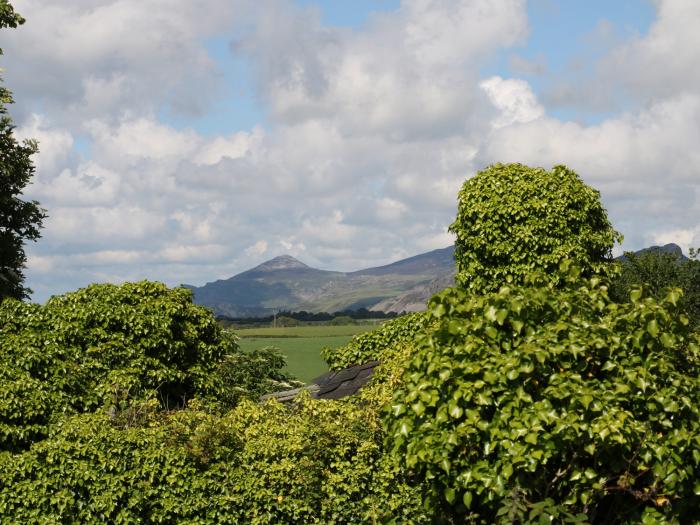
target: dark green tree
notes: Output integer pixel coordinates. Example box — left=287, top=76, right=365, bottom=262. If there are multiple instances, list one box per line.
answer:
left=0, top=0, right=46, bottom=301
left=449, top=163, right=621, bottom=293
left=610, top=247, right=700, bottom=330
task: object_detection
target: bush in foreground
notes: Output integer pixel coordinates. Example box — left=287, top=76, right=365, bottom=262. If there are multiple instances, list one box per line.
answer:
left=450, top=163, right=621, bottom=293
left=0, top=394, right=428, bottom=523
left=0, top=281, right=292, bottom=451
left=386, top=265, right=700, bottom=523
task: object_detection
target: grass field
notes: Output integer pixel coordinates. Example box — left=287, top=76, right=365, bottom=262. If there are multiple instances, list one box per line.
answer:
left=235, top=324, right=378, bottom=383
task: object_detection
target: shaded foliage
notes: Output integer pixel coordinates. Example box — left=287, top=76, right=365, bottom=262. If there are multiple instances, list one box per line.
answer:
left=610, top=247, right=700, bottom=331
left=0, top=1, right=46, bottom=300
left=214, top=343, right=303, bottom=408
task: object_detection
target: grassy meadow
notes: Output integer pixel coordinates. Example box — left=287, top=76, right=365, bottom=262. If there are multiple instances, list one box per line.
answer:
left=235, top=324, right=378, bottom=383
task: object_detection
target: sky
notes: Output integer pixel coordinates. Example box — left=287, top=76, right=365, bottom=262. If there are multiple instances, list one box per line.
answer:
left=3, top=0, right=699, bottom=302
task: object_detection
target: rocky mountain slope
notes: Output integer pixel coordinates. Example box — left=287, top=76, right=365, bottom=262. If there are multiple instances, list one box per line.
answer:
left=186, top=246, right=456, bottom=316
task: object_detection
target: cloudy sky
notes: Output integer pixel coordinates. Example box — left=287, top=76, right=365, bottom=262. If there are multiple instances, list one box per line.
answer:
left=4, top=0, right=699, bottom=301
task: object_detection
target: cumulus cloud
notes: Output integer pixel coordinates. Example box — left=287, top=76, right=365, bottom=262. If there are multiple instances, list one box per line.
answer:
left=3, top=0, right=698, bottom=301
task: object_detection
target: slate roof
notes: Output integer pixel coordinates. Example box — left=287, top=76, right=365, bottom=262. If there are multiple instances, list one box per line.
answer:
left=261, top=360, right=380, bottom=402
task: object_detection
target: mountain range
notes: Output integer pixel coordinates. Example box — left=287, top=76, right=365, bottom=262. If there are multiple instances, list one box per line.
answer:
left=186, top=243, right=688, bottom=317
left=186, top=246, right=456, bottom=317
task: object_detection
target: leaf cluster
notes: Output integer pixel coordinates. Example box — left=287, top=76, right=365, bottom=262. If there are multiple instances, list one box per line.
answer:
left=322, top=312, right=432, bottom=370
left=0, top=394, right=428, bottom=523
left=449, top=163, right=620, bottom=294
left=0, top=281, right=289, bottom=451
left=386, top=266, right=700, bottom=523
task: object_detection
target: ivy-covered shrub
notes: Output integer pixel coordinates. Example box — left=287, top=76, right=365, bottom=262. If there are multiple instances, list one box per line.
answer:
left=386, top=265, right=700, bottom=524
left=610, top=247, right=700, bottom=331
left=0, top=395, right=429, bottom=524
left=449, top=163, right=621, bottom=293
left=0, top=281, right=289, bottom=451
left=322, top=312, right=432, bottom=370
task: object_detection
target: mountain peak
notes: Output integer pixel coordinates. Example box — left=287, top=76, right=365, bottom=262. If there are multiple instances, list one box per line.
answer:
left=252, top=255, right=310, bottom=272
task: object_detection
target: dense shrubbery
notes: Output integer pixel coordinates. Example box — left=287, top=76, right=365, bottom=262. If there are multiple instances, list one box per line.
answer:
left=0, top=281, right=425, bottom=522
left=611, top=247, right=700, bottom=330
left=450, top=163, right=620, bottom=293
left=322, top=312, right=432, bottom=370
left=0, top=393, right=427, bottom=523
left=0, top=281, right=296, bottom=451
left=386, top=265, right=700, bottom=523
left=0, top=281, right=231, bottom=450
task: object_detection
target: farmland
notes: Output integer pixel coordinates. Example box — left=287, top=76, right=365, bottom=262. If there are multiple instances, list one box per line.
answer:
left=235, top=324, right=379, bottom=382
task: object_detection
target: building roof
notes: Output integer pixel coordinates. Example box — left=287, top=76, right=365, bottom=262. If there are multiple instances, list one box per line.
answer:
left=261, top=360, right=380, bottom=402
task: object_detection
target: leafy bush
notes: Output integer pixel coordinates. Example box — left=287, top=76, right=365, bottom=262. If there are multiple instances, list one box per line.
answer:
left=610, top=247, right=700, bottom=330
left=449, top=163, right=620, bottom=293
left=214, top=344, right=303, bottom=408
left=0, top=281, right=291, bottom=451
left=0, top=395, right=429, bottom=524
left=322, top=312, right=431, bottom=370
left=386, top=265, right=700, bottom=523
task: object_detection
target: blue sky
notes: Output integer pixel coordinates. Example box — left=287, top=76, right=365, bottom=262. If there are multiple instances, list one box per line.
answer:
left=162, top=0, right=657, bottom=137
left=4, top=0, right=700, bottom=301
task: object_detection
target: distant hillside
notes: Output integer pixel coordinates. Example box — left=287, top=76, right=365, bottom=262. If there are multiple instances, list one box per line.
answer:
left=616, top=243, right=688, bottom=262
left=187, top=246, right=456, bottom=316
left=187, top=243, right=686, bottom=317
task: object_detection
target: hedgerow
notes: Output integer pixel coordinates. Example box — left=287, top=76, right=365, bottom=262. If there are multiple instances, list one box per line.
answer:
left=386, top=264, right=700, bottom=523
left=0, top=281, right=296, bottom=452
left=0, top=280, right=427, bottom=523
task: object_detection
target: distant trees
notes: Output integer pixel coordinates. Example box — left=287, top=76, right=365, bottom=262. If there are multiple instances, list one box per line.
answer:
left=217, top=307, right=399, bottom=327
left=0, top=1, right=46, bottom=301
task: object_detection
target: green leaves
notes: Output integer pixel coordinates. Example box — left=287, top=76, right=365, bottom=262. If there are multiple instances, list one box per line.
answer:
left=449, top=163, right=621, bottom=295
left=385, top=272, right=700, bottom=523
left=0, top=394, right=430, bottom=523
left=0, top=281, right=239, bottom=452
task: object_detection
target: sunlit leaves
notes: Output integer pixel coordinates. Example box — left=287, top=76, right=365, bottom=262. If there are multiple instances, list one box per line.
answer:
left=385, top=271, right=700, bottom=523
left=449, top=163, right=621, bottom=294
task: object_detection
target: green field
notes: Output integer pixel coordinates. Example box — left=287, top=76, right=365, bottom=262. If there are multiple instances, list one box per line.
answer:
left=235, top=324, right=377, bottom=383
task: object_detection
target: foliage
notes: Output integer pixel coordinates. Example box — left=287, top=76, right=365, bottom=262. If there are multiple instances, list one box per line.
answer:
left=386, top=264, right=700, bottom=523
left=330, top=315, right=355, bottom=325
left=449, top=163, right=620, bottom=294
left=610, top=247, right=700, bottom=330
left=0, top=1, right=47, bottom=300
left=0, top=395, right=429, bottom=524
left=274, top=315, right=300, bottom=327
left=214, top=344, right=304, bottom=407
left=0, top=281, right=296, bottom=451
left=322, top=312, right=432, bottom=370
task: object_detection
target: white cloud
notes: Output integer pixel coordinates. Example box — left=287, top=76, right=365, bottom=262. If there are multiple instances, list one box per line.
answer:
left=245, top=240, right=269, bottom=257
left=8, top=0, right=699, bottom=302
left=599, top=0, right=700, bottom=104
left=480, top=76, right=545, bottom=128
left=478, top=93, right=700, bottom=249
left=653, top=227, right=700, bottom=254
